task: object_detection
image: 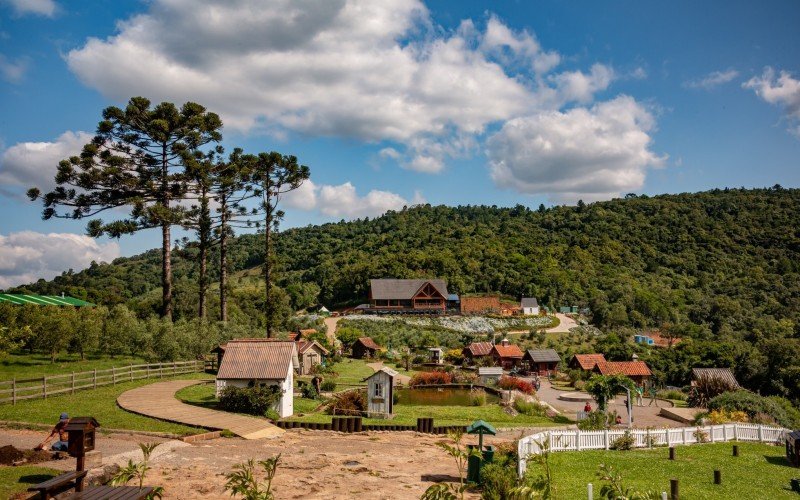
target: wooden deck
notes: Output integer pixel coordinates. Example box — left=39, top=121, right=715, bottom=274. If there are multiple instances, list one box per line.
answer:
left=116, top=380, right=283, bottom=440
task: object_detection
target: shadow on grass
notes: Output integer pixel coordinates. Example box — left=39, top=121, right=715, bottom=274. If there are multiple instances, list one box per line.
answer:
left=18, top=473, right=57, bottom=485
left=763, top=455, right=794, bottom=467
left=421, top=474, right=461, bottom=483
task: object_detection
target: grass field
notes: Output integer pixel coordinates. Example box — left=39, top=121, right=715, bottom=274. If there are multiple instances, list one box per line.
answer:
left=0, top=373, right=211, bottom=435
left=0, top=353, right=149, bottom=381
left=547, top=442, right=798, bottom=499
left=0, top=465, right=60, bottom=498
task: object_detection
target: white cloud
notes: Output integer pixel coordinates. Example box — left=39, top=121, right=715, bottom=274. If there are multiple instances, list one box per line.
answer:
left=282, top=179, right=424, bottom=218
left=0, top=54, right=28, bottom=83
left=684, top=69, right=739, bottom=90
left=487, top=95, right=665, bottom=202
left=744, top=67, right=800, bottom=137
left=0, top=231, right=119, bottom=289
left=549, top=63, right=615, bottom=104
left=0, top=131, right=93, bottom=195
left=2, top=0, right=56, bottom=17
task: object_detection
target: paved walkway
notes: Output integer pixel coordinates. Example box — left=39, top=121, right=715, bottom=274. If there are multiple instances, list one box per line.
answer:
left=117, top=380, right=284, bottom=440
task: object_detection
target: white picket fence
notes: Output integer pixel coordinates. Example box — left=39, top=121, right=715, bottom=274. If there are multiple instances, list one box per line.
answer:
left=517, top=423, right=788, bottom=476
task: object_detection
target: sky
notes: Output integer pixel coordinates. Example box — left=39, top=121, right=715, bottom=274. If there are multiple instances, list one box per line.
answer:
left=0, top=0, right=799, bottom=288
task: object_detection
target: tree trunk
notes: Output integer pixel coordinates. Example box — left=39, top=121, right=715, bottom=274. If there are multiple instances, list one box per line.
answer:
left=161, top=144, right=173, bottom=320
left=198, top=185, right=210, bottom=320
left=219, top=199, right=228, bottom=322
left=265, top=199, right=273, bottom=337
left=198, top=243, right=207, bottom=319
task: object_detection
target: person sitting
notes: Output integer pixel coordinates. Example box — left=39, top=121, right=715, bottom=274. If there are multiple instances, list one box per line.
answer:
left=583, top=402, right=592, bottom=413
left=35, top=413, right=70, bottom=451
left=615, top=414, right=623, bottom=426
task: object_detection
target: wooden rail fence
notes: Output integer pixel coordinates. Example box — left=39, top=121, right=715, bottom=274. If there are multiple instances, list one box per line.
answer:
left=276, top=416, right=466, bottom=434
left=0, top=360, right=211, bottom=405
left=517, top=423, right=788, bottom=476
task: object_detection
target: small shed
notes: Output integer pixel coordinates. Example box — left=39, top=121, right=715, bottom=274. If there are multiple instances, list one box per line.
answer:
left=363, top=367, right=397, bottom=418
left=523, top=349, right=561, bottom=375
left=521, top=297, right=540, bottom=315
left=297, top=340, right=329, bottom=375
left=463, top=341, right=493, bottom=364
left=428, top=347, right=444, bottom=365
left=352, top=337, right=381, bottom=359
left=478, top=367, right=503, bottom=385
left=691, top=368, right=739, bottom=388
left=491, top=339, right=523, bottom=370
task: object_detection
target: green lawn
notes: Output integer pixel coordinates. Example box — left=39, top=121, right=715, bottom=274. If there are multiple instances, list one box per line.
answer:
left=0, top=352, right=149, bottom=381
left=547, top=442, right=798, bottom=499
left=0, top=374, right=211, bottom=435
left=0, top=465, right=60, bottom=498
left=330, top=358, right=375, bottom=386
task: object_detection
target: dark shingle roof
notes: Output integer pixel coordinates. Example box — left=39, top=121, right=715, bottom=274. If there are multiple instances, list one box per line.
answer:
left=370, top=279, right=448, bottom=300
left=521, top=297, right=539, bottom=308
left=692, top=368, right=739, bottom=387
left=217, top=340, right=296, bottom=380
left=525, top=348, right=560, bottom=363
left=464, top=341, right=493, bottom=356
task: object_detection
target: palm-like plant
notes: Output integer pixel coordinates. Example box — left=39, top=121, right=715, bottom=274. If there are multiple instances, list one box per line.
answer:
left=584, top=374, right=636, bottom=412
left=224, top=454, right=281, bottom=500
left=110, top=442, right=164, bottom=499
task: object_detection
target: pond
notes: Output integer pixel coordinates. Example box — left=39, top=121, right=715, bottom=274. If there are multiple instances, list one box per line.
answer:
left=395, top=387, right=499, bottom=406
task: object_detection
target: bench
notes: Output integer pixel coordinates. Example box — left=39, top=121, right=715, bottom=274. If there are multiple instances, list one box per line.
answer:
left=28, top=470, right=88, bottom=499
left=61, top=485, right=155, bottom=499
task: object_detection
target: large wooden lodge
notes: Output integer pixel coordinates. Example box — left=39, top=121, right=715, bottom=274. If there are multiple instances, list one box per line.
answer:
left=366, top=279, right=449, bottom=314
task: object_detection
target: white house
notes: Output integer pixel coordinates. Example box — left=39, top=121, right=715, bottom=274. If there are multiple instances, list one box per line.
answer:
left=215, top=339, right=299, bottom=418
left=521, top=297, right=540, bottom=315
left=363, top=367, right=397, bottom=418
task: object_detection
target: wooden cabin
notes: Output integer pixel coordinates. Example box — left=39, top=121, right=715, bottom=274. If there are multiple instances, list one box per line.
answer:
left=363, top=367, right=397, bottom=418
left=352, top=337, right=381, bottom=359
left=297, top=340, right=329, bottom=375
left=491, top=339, right=523, bottom=370
left=367, top=279, right=448, bottom=314
left=593, top=361, right=652, bottom=386
left=523, top=349, right=561, bottom=375
left=569, top=353, right=606, bottom=371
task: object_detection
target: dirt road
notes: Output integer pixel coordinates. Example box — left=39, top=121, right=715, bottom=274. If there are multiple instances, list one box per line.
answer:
left=1, top=427, right=533, bottom=499
left=324, top=316, right=340, bottom=345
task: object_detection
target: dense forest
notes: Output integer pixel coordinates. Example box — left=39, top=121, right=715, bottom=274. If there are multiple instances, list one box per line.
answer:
left=11, top=186, right=800, bottom=334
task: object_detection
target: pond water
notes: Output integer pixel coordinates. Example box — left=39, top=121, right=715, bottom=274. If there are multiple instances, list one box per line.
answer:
left=395, top=387, right=499, bottom=406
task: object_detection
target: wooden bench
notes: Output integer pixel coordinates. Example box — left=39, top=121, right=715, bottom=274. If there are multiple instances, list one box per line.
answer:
left=28, top=470, right=88, bottom=499
left=62, top=485, right=155, bottom=499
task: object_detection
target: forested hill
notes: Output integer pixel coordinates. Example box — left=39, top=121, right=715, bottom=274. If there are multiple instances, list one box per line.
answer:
left=10, top=187, right=800, bottom=335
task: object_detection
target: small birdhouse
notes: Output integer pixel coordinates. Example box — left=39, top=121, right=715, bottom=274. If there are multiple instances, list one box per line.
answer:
left=66, top=417, right=100, bottom=457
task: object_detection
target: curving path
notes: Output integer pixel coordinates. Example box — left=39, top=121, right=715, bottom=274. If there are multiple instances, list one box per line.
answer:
left=117, top=380, right=283, bottom=440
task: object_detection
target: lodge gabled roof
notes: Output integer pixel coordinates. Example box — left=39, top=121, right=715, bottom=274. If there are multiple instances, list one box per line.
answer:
left=524, top=348, right=561, bottom=363
left=216, top=339, right=297, bottom=380
left=369, top=279, right=448, bottom=300
left=594, top=361, right=652, bottom=377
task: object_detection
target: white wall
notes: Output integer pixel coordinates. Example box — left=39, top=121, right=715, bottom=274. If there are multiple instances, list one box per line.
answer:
left=523, top=306, right=540, bottom=315
left=216, top=369, right=294, bottom=418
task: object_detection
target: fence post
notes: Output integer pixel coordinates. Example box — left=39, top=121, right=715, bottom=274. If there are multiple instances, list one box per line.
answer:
left=93, top=369, right=97, bottom=389
left=666, top=429, right=671, bottom=447
left=733, top=423, right=738, bottom=441
left=130, top=365, right=133, bottom=382
left=587, top=482, right=593, bottom=500
left=722, top=425, right=727, bottom=442
left=11, top=378, right=16, bottom=405
left=576, top=430, right=581, bottom=451
left=112, top=366, right=116, bottom=385
left=710, top=425, right=715, bottom=443
left=670, top=478, right=679, bottom=500
left=147, top=365, right=150, bottom=379
left=757, top=424, right=763, bottom=442
left=714, top=470, right=721, bottom=485
left=43, top=376, right=47, bottom=399
left=604, top=429, right=609, bottom=450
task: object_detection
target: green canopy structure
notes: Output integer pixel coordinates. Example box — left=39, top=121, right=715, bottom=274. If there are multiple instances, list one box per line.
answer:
left=467, top=419, right=497, bottom=449
left=0, top=294, right=95, bottom=307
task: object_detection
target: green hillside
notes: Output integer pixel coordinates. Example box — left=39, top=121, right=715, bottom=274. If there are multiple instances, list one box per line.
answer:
left=11, top=187, right=799, bottom=334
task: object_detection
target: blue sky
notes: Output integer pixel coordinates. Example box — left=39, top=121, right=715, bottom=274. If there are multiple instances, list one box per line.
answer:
left=0, top=0, right=798, bottom=287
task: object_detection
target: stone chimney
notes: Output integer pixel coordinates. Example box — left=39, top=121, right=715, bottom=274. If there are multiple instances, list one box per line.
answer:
left=500, top=338, right=509, bottom=347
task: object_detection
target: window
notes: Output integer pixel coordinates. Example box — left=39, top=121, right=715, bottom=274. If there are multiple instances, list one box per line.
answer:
left=374, top=382, right=383, bottom=397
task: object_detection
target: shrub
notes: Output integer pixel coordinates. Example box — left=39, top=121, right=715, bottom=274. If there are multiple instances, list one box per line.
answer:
left=687, top=375, right=738, bottom=408
left=320, top=380, right=337, bottom=392
left=577, top=410, right=614, bottom=431
left=573, top=380, right=586, bottom=391
left=480, top=462, right=518, bottom=500
left=409, top=370, right=454, bottom=387
left=470, top=390, right=487, bottom=406
left=452, top=370, right=478, bottom=384
left=706, top=409, right=749, bottom=424
left=219, top=385, right=282, bottom=416
left=514, top=399, right=547, bottom=417
left=708, top=390, right=795, bottom=428
left=658, top=389, right=687, bottom=401
left=693, top=429, right=709, bottom=443
left=609, top=431, right=635, bottom=451
left=326, top=389, right=367, bottom=416
left=301, top=384, right=319, bottom=399
left=498, top=376, right=535, bottom=395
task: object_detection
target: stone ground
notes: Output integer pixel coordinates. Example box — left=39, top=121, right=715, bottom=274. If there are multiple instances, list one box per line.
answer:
left=1, top=426, right=543, bottom=499
left=534, top=379, right=681, bottom=428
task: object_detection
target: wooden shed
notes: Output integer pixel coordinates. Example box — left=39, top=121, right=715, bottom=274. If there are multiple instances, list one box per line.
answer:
left=523, top=349, right=561, bottom=375
left=352, top=337, right=381, bottom=359
left=363, top=367, right=397, bottom=418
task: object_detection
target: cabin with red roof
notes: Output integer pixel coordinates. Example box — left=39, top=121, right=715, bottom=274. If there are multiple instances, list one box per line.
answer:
left=593, top=361, right=652, bottom=386
left=569, top=353, right=607, bottom=371
left=491, top=339, right=523, bottom=370
left=352, top=337, right=381, bottom=359
left=462, top=341, right=494, bottom=364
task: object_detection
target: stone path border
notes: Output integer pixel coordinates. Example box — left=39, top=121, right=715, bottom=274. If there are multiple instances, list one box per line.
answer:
left=117, top=379, right=283, bottom=440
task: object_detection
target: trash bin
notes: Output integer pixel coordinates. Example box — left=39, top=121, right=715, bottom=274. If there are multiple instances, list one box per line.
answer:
left=466, top=444, right=495, bottom=484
